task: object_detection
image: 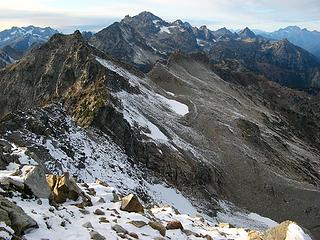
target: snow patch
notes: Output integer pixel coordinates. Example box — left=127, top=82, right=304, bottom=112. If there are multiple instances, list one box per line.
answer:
left=10, top=143, right=38, bottom=165
left=147, top=183, right=198, bottom=216
left=160, top=26, right=171, bottom=34
left=157, top=94, right=189, bottom=116
left=286, top=223, right=312, bottom=240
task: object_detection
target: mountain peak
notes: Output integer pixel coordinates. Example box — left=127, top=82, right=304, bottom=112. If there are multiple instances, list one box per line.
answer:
left=238, top=27, right=256, bottom=39
left=283, top=26, right=301, bottom=31
left=136, top=11, right=161, bottom=21
left=199, top=25, right=209, bottom=30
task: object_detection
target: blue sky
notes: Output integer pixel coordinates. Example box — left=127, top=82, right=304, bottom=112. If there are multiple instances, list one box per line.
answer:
left=0, top=0, right=319, bottom=32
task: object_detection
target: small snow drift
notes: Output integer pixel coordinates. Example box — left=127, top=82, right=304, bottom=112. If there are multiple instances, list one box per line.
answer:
left=157, top=94, right=189, bottom=116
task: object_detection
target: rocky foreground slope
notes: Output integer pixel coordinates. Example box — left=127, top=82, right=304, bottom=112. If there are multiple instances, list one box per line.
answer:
left=0, top=31, right=319, bottom=239
left=0, top=161, right=313, bottom=239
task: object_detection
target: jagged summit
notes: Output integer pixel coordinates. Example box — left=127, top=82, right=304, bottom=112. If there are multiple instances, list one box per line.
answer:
left=122, top=11, right=162, bottom=23
left=238, top=27, right=256, bottom=39
left=0, top=30, right=114, bottom=126
left=280, top=25, right=302, bottom=31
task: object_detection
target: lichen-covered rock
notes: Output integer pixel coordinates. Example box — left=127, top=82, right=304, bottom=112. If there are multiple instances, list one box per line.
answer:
left=112, top=224, right=128, bottom=234
left=21, top=165, right=51, bottom=199
left=94, top=209, right=105, bottom=215
left=89, top=230, right=106, bottom=240
left=129, top=220, right=147, bottom=228
left=120, top=194, right=144, bottom=213
left=166, top=220, right=183, bottom=230
left=0, top=196, right=38, bottom=235
left=148, top=221, right=166, bottom=236
left=46, top=172, right=83, bottom=203
left=264, top=221, right=312, bottom=240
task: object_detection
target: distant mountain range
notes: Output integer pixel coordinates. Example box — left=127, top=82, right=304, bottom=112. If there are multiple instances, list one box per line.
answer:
left=254, top=26, right=320, bottom=60
left=88, top=12, right=320, bottom=91
left=1, top=14, right=320, bottom=91
left=0, top=26, right=58, bottom=67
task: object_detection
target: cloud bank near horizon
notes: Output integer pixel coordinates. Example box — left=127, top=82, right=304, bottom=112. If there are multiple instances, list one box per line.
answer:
left=0, top=0, right=319, bottom=32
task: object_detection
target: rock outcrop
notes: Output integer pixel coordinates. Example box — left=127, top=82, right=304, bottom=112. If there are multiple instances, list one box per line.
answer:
left=264, top=221, right=313, bottom=240
left=46, top=172, right=83, bottom=203
left=0, top=195, right=38, bottom=235
left=120, top=194, right=144, bottom=213
left=21, top=165, right=51, bottom=199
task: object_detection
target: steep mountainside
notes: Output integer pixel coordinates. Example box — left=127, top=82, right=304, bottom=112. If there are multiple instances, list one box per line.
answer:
left=89, top=12, right=239, bottom=71
left=90, top=12, right=320, bottom=92
left=261, top=26, right=320, bottom=60
left=208, top=39, right=320, bottom=90
left=238, top=27, right=256, bottom=39
left=0, top=46, right=23, bottom=68
left=0, top=31, right=319, bottom=238
left=90, top=21, right=164, bottom=72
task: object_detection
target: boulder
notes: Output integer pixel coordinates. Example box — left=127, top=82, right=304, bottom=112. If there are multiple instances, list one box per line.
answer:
left=94, top=209, right=105, bottom=215
left=182, top=229, right=200, bottom=237
left=120, top=194, right=144, bottom=213
left=21, top=165, right=51, bottom=199
left=112, top=224, right=129, bottom=234
left=218, top=222, right=234, bottom=228
left=0, top=195, right=38, bottom=235
left=166, top=220, right=183, bottom=230
left=46, top=172, right=83, bottom=203
left=82, top=222, right=94, bottom=229
left=95, top=179, right=109, bottom=187
left=90, top=230, right=106, bottom=240
left=264, top=221, right=312, bottom=240
left=148, top=221, right=166, bottom=236
left=99, top=217, right=109, bottom=223
left=129, top=232, right=139, bottom=239
left=129, top=220, right=147, bottom=228
left=0, top=176, right=24, bottom=191
left=248, top=230, right=264, bottom=240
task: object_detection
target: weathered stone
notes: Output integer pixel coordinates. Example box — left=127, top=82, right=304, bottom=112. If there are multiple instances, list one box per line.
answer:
left=120, top=194, right=144, bottom=213
left=148, top=221, right=166, bottom=236
left=94, top=209, right=105, bottom=215
left=264, top=220, right=301, bottom=240
left=248, top=230, right=264, bottom=240
left=46, top=175, right=57, bottom=190
left=182, top=229, right=200, bottom=237
left=203, top=234, right=213, bottom=240
left=79, top=209, right=90, bottom=215
left=129, top=220, right=147, bottom=228
left=87, top=188, right=96, bottom=196
left=0, top=176, right=24, bottom=191
left=90, top=230, right=106, bottom=240
left=129, top=232, right=139, bottom=239
left=99, top=217, right=109, bottom=223
left=82, top=222, right=94, bottom=229
left=46, top=172, right=83, bottom=203
left=112, top=224, right=128, bottom=234
left=112, top=192, right=120, bottom=203
left=218, top=223, right=234, bottom=228
left=0, top=208, right=10, bottom=225
left=21, top=165, right=51, bottom=199
left=166, top=220, right=183, bottom=230
left=95, top=179, right=109, bottom=187
left=0, top=196, right=38, bottom=235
